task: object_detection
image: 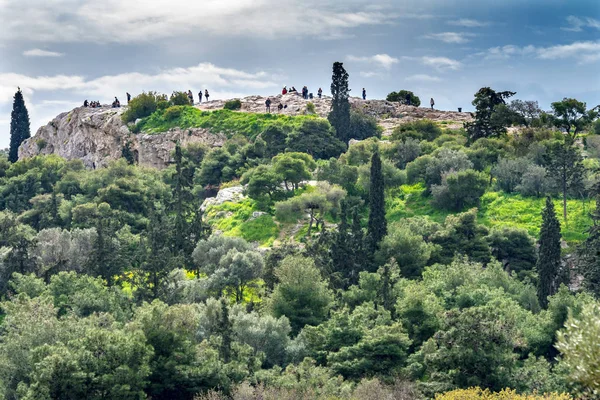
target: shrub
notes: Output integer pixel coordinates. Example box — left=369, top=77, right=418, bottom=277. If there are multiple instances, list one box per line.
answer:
left=391, top=137, right=421, bottom=169
left=516, top=164, right=551, bottom=197
left=348, top=111, right=380, bottom=141
left=163, top=105, right=183, bottom=121
left=435, top=388, right=572, bottom=400
left=392, top=120, right=442, bottom=142
left=306, top=102, right=316, bottom=114
left=36, top=139, right=47, bottom=151
left=224, top=99, right=242, bottom=110
left=387, top=90, right=421, bottom=106
left=432, top=169, right=488, bottom=211
left=593, top=119, right=600, bottom=135
left=556, top=302, right=600, bottom=396
left=169, top=91, right=191, bottom=106
left=121, top=92, right=159, bottom=123
left=492, top=157, right=531, bottom=193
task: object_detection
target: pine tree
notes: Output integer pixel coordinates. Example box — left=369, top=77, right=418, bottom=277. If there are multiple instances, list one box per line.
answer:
left=9, top=88, right=31, bottom=163
left=367, top=151, right=387, bottom=257
left=328, top=62, right=351, bottom=143
left=545, top=138, right=585, bottom=225
left=537, top=197, right=562, bottom=308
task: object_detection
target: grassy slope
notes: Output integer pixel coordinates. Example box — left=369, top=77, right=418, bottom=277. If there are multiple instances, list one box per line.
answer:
left=388, top=183, right=594, bottom=243
left=207, top=183, right=594, bottom=246
left=137, top=107, right=318, bottom=138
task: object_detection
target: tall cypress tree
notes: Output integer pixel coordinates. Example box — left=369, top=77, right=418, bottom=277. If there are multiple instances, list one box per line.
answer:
left=367, top=151, right=387, bottom=257
left=328, top=62, right=351, bottom=143
left=9, top=88, right=31, bottom=163
left=537, top=197, right=562, bottom=308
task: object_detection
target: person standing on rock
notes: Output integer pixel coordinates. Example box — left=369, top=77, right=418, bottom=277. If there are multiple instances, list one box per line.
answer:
left=198, top=90, right=203, bottom=103
left=205, top=89, right=210, bottom=102
left=362, top=88, right=366, bottom=100
left=282, top=86, right=288, bottom=95
left=126, top=92, right=131, bottom=104
left=188, top=90, right=194, bottom=104
left=430, top=98, right=435, bottom=110
left=318, top=88, right=323, bottom=98
left=405, top=93, right=411, bottom=106
left=265, top=98, right=272, bottom=113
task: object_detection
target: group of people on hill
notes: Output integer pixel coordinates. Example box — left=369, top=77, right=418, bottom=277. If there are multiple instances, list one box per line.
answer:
left=112, top=97, right=121, bottom=108
left=281, top=86, right=367, bottom=100
left=188, top=89, right=210, bottom=104
left=83, top=100, right=102, bottom=108
left=265, top=97, right=288, bottom=113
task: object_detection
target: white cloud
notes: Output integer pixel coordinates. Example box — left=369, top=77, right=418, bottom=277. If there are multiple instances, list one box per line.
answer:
left=23, top=49, right=64, bottom=57
left=480, top=41, right=600, bottom=64
left=420, top=56, right=462, bottom=71
left=0, top=62, right=278, bottom=105
left=537, top=41, right=600, bottom=62
left=405, top=74, right=441, bottom=82
left=360, top=71, right=382, bottom=78
left=423, top=32, right=475, bottom=44
left=448, top=18, right=489, bottom=28
left=562, top=16, right=600, bottom=32
left=347, top=54, right=399, bottom=70
left=484, top=45, right=536, bottom=59
left=0, top=0, right=400, bottom=44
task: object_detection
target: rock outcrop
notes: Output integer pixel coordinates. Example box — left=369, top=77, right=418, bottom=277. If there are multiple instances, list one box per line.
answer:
left=197, top=94, right=472, bottom=134
left=19, top=95, right=472, bottom=169
left=19, top=106, right=226, bottom=169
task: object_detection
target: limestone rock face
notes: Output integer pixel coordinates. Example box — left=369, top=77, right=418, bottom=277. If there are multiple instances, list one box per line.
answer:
left=19, top=95, right=473, bottom=169
left=197, top=94, right=472, bottom=135
left=201, top=186, right=245, bottom=211
left=18, top=106, right=226, bottom=169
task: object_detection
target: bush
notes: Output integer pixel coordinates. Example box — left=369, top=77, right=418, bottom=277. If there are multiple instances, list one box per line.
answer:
left=348, top=111, right=381, bottom=141
left=224, top=99, right=242, bottom=110
left=392, top=120, right=442, bottom=142
left=163, top=105, right=184, bottom=121
left=492, top=157, right=531, bottom=193
left=169, top=91, right=191, bottom=106
left=121, top=92, right=159, bottom=123
left=387, top=90, right=421, bottom=106
left=436, top=388, right=572, bottom=400
left=594, top=119, right=600, bottom=135
left=306, top=102, right=316, bottom=114
left=432, top=169, right=488, bottom=211
left=516, top=164, right=551, bottom=197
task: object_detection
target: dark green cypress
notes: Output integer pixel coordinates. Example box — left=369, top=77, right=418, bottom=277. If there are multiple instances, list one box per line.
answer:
left=328, top=62, right=351, bottom=143
left=537, top=197, right=562, bottom=308
left=367, top=151, right=387, bottom=256
left=9, top=88, right=31, bottom=163
left=217, top=299, right=233, bottom=363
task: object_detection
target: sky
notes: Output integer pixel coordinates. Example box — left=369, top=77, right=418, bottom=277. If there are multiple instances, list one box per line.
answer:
left=0, top=0, right=599, bottom=148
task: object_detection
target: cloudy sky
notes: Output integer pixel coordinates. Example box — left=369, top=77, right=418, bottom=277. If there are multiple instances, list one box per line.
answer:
left=0, top=0, right=599, bottom=148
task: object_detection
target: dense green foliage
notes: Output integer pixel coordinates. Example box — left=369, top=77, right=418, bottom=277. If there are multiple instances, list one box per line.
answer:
left=386, top=90, right=421, bottom=107
left=1, top=71, right=599, bottom=399
left=9, top=89, right=30, bottom=163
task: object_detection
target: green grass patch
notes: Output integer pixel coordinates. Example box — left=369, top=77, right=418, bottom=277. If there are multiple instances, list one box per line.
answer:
left=387, top=183, right=594, bottom=244
left=135, top=107, right=319, bottom=138
left=479, top=192, right=594, bottom=243
left=205, top=199, right=279, bottom=246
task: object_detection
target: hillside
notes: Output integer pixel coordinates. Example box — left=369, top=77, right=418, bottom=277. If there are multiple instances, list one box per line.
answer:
left=2, top=86, right=599, bottom=399
left=18, top=94, right=472, bottom=168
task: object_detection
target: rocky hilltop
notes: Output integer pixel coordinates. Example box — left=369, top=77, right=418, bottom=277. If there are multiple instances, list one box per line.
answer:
left=199, top=93, right=472, bottom=134
left=19, top=106, right=226, bottom=169
left=18, top=94, right=472, bottom=169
